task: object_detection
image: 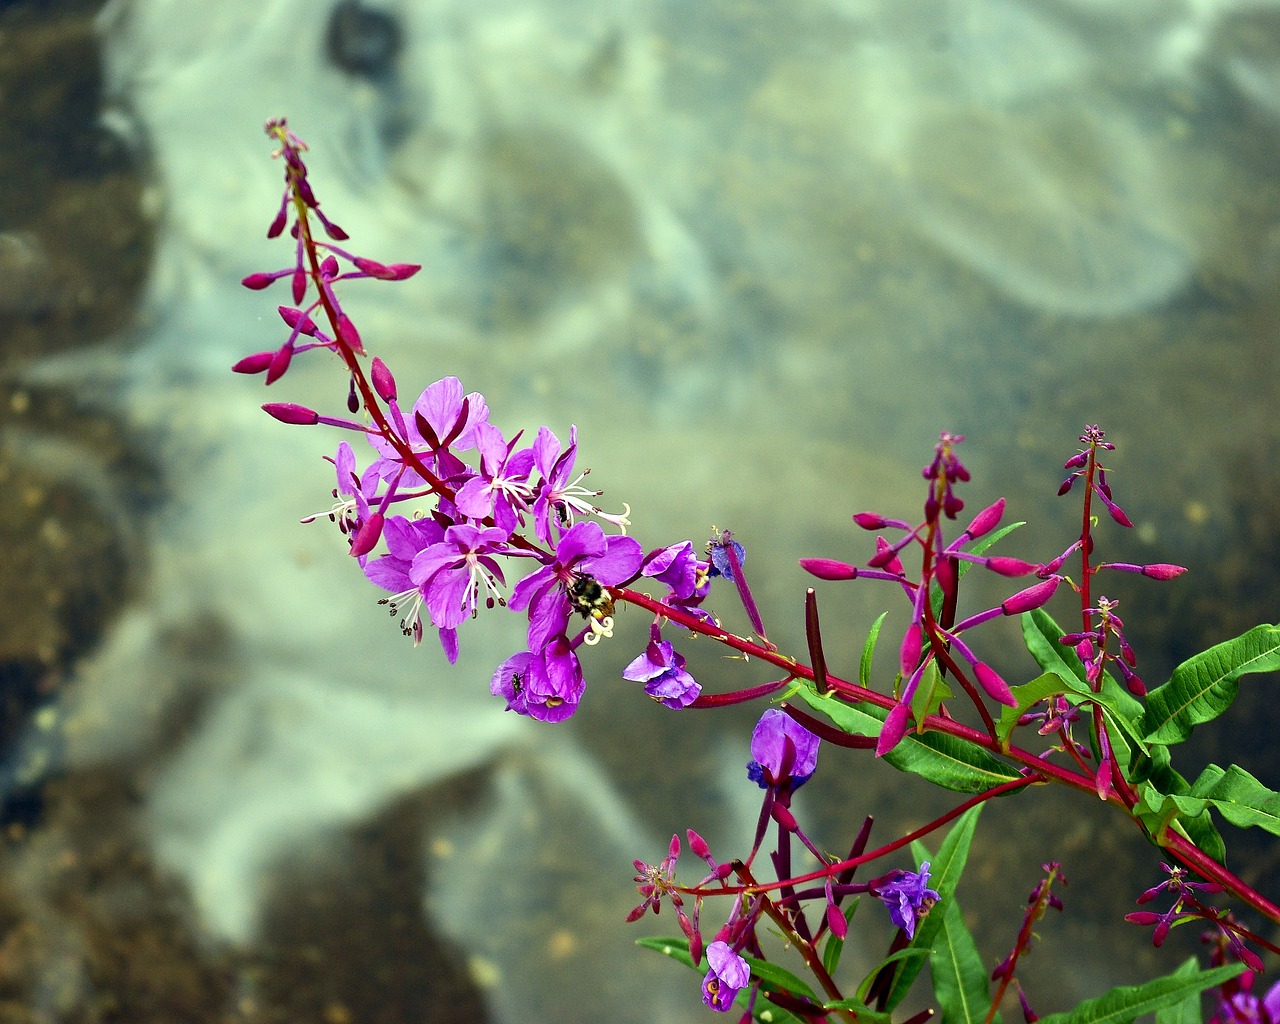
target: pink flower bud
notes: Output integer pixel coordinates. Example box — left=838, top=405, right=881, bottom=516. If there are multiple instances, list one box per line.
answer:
left=241, top=271, right=280, bottom=290
left=899, top=622, right=922, bottom=677
left=262, top=402, right=318, bottom=425
left=353, top=256, right=422, bottom=281
left=1001, top=577, right=1060, bottom=615
left=265, top=343, right=293, bottom=385
left=985, top=556, right=1038, bottom=577
left=826, top=899, right=848, bottom=939
left=770, top=802, right=798, bottom=832
left=1141, top=563, right=1186, bottom=580
left=278, top=306, right=318, bottom=335
left=371, top=357, right=397, bottom=401
left=348, top=512, right=384, bottom=558
left=877, top=702, right=911, bottom=757
left=336, top=312, right=364, bottom=355
left=974, top=662, right=1017, bottom=706
left=291, top=266, right=307, bottom=305
left=798, top=557, right=857, bottom=581
left=965, top=498, right=1005, bottom=539
left=853, top=511, right=888, bottom=530
left=232, top=351, right=274, bottom=374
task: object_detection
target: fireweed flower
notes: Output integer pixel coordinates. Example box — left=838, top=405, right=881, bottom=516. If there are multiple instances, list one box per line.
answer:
left=509, top=520, right=643, bottom=651
left=873, top=862, right=940, bottom=939
left=627, top=833, right=683, bottom=922
left=369, top=375, right=489, bottom=488
left=453, top=422, right=536, bottom=536
left=409, top=524, right=511, bottom=631
left=622, top=631, right=701, bottom=709
left=490, top=650, right=533, bottom=716
left=529, top=425, right=631, bottom=544
left=1213, top=976, right=1280, bottom=1024
left=701, top=941, right=750, bottom=1012
left=521, top=633, right=586, bottom=722
left=746, top=709, right=820, bottom=790
left=363, top=514, right=450, bottom=652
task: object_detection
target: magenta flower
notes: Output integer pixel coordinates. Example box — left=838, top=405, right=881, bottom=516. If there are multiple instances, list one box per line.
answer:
left=369, top=376, right=489, bottom=487
left=454, top=421, right=536, bottom=535
left=362, top=515, right=457, bottom=658
left=490, top=650, right=533, bottom=716
left=746, top=709, right=819, bottom=790
left=622, top=638, right=701, bottom=709
left=700, top=941, right=750, bottom=1012
left=409, top=524, right=510, bottom=630
left=509, top=521, right=643, bottom=651
left=522, top=635, right=586, bottom=722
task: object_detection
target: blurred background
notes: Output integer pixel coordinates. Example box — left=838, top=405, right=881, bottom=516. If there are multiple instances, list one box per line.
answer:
left=1, top=0, right=1279, bottom=1020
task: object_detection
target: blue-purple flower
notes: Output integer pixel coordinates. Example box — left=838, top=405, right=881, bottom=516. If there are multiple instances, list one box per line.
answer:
left=873, top=862, right=940, bottom=939
left=700, top=941, right=750, bottom=1012
left=746, top=709, right=820, bottom=789
left=622, top=638, right=700, bottom=709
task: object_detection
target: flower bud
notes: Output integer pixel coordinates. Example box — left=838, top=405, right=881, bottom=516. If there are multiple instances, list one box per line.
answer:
left=985, top=556, right=1038, bottom=577
left=348, top=512, right=384, bottom=557
left=853, top=511, right=889, bottom=530
left=262, top=402, right=318, bottom=425
left=241, top=270, right=282, bottom=290
left=1001, top=577, right=1060, bottom=615
left=965, top=498, right=1005, bottom=539
left=371, top=357, right=397, bottom=401
left=1141, top=563, right=1187, bottom=580
left=798, top=557, right=857, bottom=581
left=974, top=662, right=1017, bottom=706
left=232, top=351, right=274, bottom=374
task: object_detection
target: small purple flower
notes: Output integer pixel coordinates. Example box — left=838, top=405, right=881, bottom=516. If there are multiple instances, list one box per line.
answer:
left=622, top=638, right=701, bottom=709
left=874, top=862, right=940, bottom=939
left=490, top=650, right=533, bottom=716
left=454, top=421, right=536, bottom=535
left=369, top=376, right=489, bottom=486
left=1214, top=977, right=1280, bottom=1024
left=746, top=709, right=820, bottom=789
left=523, top=635, right=586, bottom=722
left=701, top=941, right=750, bottom=1012
left=363, top=515, right=457, bottom=656
left=509, top=521, right=643, bottom=650
left=410, top=524, right=510, bottom=630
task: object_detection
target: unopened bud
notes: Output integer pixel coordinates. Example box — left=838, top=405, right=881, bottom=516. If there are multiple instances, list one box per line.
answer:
left=1001, top=577, right=1060, bottom=615
left=371, top=357, right=397, bottom=401
left=799, top=557, right=857, bottom=581
left=349, top=512, right=384, bottom=557
left=262, top=402, right=318, bottom=425
left=965, top=498, right=1005, bottom=539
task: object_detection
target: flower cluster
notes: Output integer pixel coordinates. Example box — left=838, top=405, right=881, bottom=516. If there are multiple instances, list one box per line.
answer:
left=236, top=119, right=717, bottom=722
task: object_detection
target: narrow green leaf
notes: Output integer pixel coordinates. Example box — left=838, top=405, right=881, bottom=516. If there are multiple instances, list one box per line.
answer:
left=929, top=895, right=998, bottom=1024
left=796, top=686, right=1021, bottom=794
left=1034, top=962, right=1244, bottom=1024
left=997, top=671, right=1077, bottom=744
left=1142, top=625, right=1280, bottom=745
left=1155, top=958, right=1207, bottom=1024
left=861, top=612, right=889, bottom=690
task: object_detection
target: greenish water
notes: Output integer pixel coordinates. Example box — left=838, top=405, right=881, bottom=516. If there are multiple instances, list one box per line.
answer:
left=2, top=0, right=1278, bottom=1021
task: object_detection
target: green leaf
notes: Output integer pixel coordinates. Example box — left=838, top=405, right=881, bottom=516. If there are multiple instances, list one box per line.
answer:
left=1034, top=961, right=1245, bottom=1024
left=1142, top=625, right=1280, bottom=745
left=1131, top=780, right=1227, bottom=864
left=1155, top=958, right=1208, bottom=1024
left=929, top=895, right=999, bottom=1024
left=1189, top=763, right=1280, bottom=834
left=862, top=612, right=889, bottom=690
left=796, top=686, right=1022, bottom=794
left=882, top=805, right=984, bottom=1012
left=821, top=996, right=894, bottom=1024
left=997, top=670, right=1077, bottom=745
left=912, top=659, right=954, bottom=721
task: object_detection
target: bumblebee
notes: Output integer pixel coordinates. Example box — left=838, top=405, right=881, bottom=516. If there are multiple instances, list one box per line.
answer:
left=568, top=573, right=615, bottom=621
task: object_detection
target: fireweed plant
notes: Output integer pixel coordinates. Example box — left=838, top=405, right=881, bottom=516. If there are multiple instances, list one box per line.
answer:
left=236, top=119, right=1280, bottom=1022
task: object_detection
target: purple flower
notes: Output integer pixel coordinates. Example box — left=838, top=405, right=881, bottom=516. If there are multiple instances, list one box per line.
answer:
left=509, top=521, right=643, bottom=651
left=701, top=941, right=750, bottom=1012
left=369, top=376, right=488, bottom=487
left=528, top=425, right=631, bottom=543
left=623, top=639, right=701, bottom=709
left=454, top=421, right=536, bottom=535
left=1214, top=978, right=1280, bottom=1024
left=746, top=709, right=820, bottom=789
left=874, top=862, right=940, bottom=939
left=409, top=523, right=510, bottom=630
left=490, top=650, right=533, bottom=716
left=523, top=635, right=586, bottom=722
left=641, top=542, right=710, bottom=602
left=363, top=515, right=459, bottom=658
